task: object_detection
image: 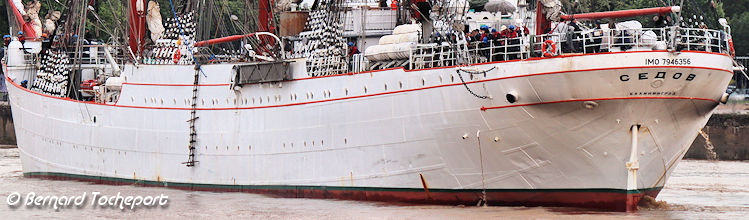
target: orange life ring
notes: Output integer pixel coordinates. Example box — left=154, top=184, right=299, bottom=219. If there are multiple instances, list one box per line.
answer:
left=542, top=39, right=556, bottom=57
left=729, top=38, right=735, bottom=57
left=173, top=49, right=181, bottom=64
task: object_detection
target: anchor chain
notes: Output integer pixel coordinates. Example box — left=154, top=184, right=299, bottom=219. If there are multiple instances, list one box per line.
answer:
left=456, top=67, right=496, bottom=99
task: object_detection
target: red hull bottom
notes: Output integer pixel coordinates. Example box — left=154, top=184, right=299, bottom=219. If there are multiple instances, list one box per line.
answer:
left=25, top=172, right=661, bottom=212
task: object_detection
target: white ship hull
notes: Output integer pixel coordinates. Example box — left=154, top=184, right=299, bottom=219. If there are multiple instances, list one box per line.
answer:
left=5, top=51, right=733, bottom=210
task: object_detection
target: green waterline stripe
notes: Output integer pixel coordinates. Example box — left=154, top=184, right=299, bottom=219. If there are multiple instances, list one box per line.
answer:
left=24, top=172, right=662, bottom=194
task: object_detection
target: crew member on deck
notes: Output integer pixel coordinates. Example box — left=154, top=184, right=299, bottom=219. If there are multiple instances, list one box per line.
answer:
left=3, top=35, right=11, bottom=46
left=348, top=42, right=359, bottom=57
left=40, top=33, right=52, bottom=55
left=17, top=31, right=25, bottom=45
left=0, top=46, right=4, bottom=76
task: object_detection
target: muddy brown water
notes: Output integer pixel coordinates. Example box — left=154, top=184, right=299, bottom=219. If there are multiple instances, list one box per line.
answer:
left=1, top=148, right=747, bottom=219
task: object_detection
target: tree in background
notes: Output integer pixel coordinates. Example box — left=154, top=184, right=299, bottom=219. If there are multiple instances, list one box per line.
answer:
left=729, top=10, right=749, bottom=56
left=0, top=1, right=8, bottom=36
left=724, top=0, right=749, bottom=56
left=469, top=0, right=488, bottom=11
left=566, top=0, right=747, bottom=54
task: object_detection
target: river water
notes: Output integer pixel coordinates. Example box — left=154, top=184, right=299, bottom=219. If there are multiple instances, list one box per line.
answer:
left=1, top=147, right=747, bottom=219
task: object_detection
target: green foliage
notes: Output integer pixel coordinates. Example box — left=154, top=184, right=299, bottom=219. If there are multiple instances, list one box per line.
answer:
left=87, top=0, right=129, bottom=43
left=723, top=0, right=749, bottom=56
left=566, top=0, right=749, bottom=55
left=0, top=1, right=8, bottom=36
left=469, top=0, right=488, bottom=11
left=731, top=12, right=749, bottom=55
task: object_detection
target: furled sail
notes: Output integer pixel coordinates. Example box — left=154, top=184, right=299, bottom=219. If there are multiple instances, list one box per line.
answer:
left=146, top=0, right=165, bottom=42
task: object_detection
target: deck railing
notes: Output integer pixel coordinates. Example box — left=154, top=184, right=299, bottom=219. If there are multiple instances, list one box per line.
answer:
left=531, top=27, right=729, bottom=55
left=386, top=26, right=732, bottom=71
left=23, top=44, right=127, bottom=68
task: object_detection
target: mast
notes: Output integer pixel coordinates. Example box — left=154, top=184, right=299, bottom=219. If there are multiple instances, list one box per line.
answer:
left=258, top=0, right=273, bottom=33
left=128, top=0, right=146, bottom=57
left=257, top=0, right=276, bottom=53
left=535, top=0, right=548, bottom=35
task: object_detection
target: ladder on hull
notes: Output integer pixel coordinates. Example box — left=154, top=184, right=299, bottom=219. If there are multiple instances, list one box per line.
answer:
left=183, top=68, right=200, bottom=167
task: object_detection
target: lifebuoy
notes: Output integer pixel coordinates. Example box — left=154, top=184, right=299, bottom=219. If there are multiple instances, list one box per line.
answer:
left=542, top=39, right=556, bottom=57
left=173, top=49, right=181, bottom=64
left=729, top=38, right=735, bottom=57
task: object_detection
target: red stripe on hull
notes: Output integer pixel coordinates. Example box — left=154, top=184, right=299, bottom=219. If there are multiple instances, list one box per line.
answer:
left=27, top=173, right=660, bottom=212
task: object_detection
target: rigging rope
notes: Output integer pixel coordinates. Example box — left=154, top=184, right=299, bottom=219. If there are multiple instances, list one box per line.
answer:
left=167, top=0, right=205, bottom=77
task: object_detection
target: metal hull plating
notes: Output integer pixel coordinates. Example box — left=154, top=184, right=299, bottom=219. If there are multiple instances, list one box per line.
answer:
left=5, top=51, right=733, bottom=211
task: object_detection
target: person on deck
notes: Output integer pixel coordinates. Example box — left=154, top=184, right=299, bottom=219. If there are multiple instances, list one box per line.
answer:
left=348, top=42, right=359, bottom=57
left=40, top=33, right=51, bottom=55
left=434, top=32, right=444, bottom=45
left=3, top=35, right=11, bottom=47
left=472, top=29, right=481, bottom=42
left=0, top=46, right=4, bottom=76
left=507, top=25, right=520, bottom=60
left=480, top=36, right=490, bottom=60
left=17, top=31, right=25, bottom=45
